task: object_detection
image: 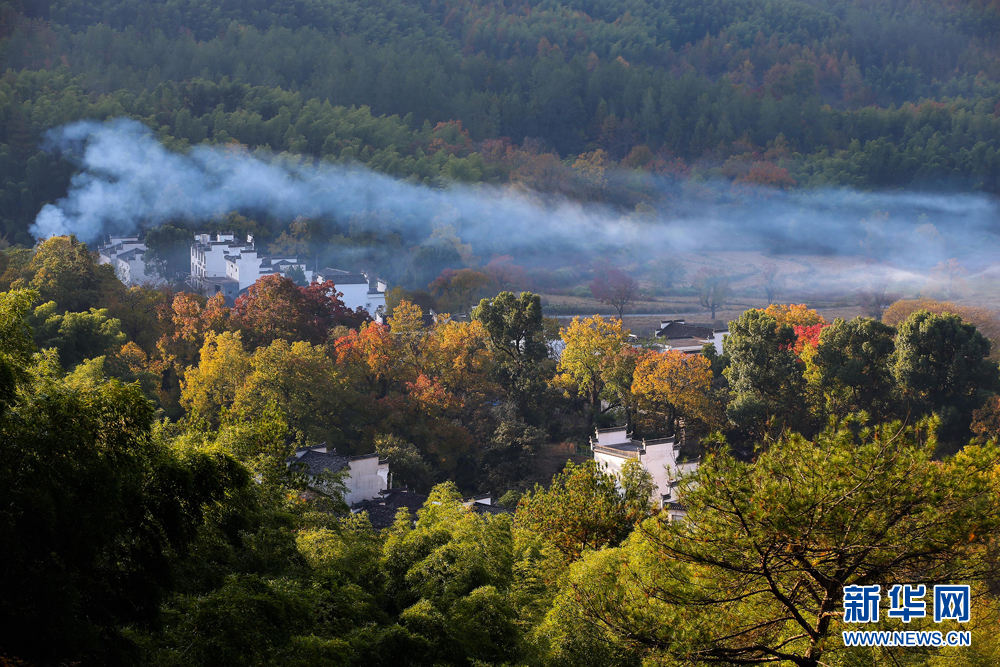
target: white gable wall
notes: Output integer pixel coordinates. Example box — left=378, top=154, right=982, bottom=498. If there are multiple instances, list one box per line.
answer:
left=192, top=243, right=236, bottom=281
left=226, top=250, right=275, bottom=291
left=345, top=455, right=388, bottom=505
left=333, top=282, right=370, bottom=311
left=640, top=441, right=682, bottom=500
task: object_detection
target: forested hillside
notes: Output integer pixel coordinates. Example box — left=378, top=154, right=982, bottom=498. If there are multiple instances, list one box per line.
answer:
left=5, top=0, right=1000, bottom=246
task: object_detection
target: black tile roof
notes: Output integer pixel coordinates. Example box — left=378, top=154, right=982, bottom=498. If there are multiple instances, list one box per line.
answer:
left=654, top=321, right=714, bottom=340
left=350, top=490, right=513, bottom=528
left=352, top=489, right=429, bottom=529
left=117, top=248, right=144, bottom=260
left=600, top=442, right=644, bottom=453
left=319, top=268, right=369, bottom=284
left=287, top=450, right=350, bottom=476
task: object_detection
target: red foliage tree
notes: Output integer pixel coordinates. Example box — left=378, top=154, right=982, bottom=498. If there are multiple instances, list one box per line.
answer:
left=231, top=274, right=369, bottom=348
left=793, top=323, right=825, bottom=355
left=427, top=120, right=473, bottom=156
left=739, top=162, right=796, bottom=190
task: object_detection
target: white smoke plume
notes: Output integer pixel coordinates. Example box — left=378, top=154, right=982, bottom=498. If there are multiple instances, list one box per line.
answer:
left=30, top=118, right=1000, bottom=278
left=32, top=118, right=631, bottom=249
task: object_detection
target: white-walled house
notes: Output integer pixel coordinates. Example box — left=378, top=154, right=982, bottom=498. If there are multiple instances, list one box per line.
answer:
left=190, top=232, right=244, bottom=290
left=654, top=319, right=728, bottom=355
left=591, top=426, right=698, bottom=510
left=287, top=445, right=389, bottom=506
left=269, top=257, right=314, bottom=285
left=190, top=231, right=313, bottom=295
left=224, top=246, right=266, bottom=291
left=202, top=275, right=241, bottom=302
left=114, top=248, right=160, bottom=286
left=225, top=251, right=314, bottom=291
left=98, top=236, right=144, bottom=264
left=315, top=268, right=388, bottom=322
left=97, top=236, right=163, bottom=286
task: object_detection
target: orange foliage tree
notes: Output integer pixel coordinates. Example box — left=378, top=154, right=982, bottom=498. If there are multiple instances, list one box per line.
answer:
left=155, top=292, right=230, bottom=380
left=334, top=322, right=403, bottom=398
left=333, top=299, right=500, bottom=481
left=971, top=395, right=1000, bottom=441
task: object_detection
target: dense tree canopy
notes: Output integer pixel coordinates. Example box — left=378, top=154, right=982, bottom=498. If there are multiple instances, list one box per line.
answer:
left=3, top=239, right=1000, bottom=666
left=0, top=290, right=250, bottom=666
left=893, top=310, right=1000, bottom=449
left=723, top=307, right=809, bottom=443
left=811, top=315, right=897, bottom=419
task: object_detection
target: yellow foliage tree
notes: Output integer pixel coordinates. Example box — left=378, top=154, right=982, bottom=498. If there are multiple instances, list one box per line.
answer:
left=420, top=319, right=496, bottom=402
left=572, top=149, right=610, bottom=198
left=556, top=315, right=633, bottom=426
left=180, top=331, right=251, bottom=423
left=236, top=339, right=349, bottom=448
left=632, top=350, right=716, bottom=433
left=389, top=299, right=428, bottom=369
left=759, top=303, right=826, bottom=328
left=182, top=333, right=348, bottom=447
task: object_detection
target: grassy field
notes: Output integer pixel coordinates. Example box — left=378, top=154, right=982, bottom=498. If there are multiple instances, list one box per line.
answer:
left=539, top=250, right=1000, bottom=335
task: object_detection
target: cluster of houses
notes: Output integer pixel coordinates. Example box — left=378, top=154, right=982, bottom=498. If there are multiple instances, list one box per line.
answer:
left=98, top=232, right=387, bottom=321
left=590, top=426, right=697, bottom=521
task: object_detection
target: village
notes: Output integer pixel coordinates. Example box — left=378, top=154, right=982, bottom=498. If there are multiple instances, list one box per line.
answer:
left=112, top=230, right=717, bottom=510
left=98, top=231, right=388, bottom=319
left=95, top=230, right=725, bottom=518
